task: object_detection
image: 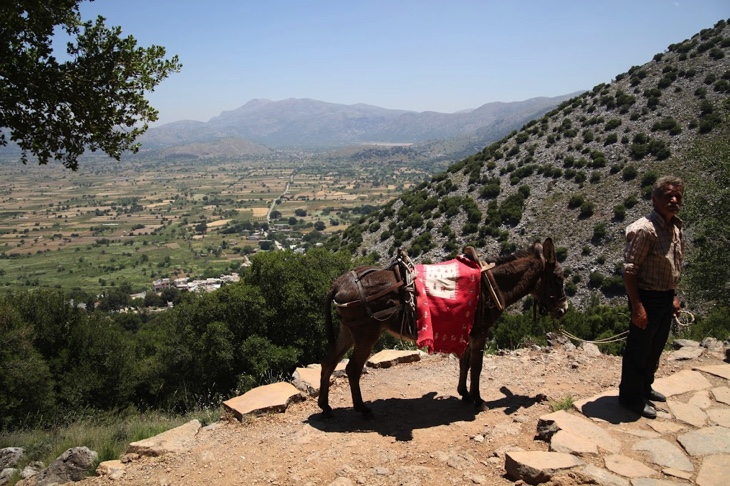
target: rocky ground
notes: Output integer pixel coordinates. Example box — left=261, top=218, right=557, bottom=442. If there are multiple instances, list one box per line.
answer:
left=74, top=339, right=729, bottom=486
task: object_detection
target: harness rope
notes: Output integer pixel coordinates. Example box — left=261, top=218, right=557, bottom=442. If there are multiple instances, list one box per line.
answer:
left=558, top=309, right=695, bottom=345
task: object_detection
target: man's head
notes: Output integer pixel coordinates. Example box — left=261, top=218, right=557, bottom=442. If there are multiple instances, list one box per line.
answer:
left=652, top=175, right=684, bottom=222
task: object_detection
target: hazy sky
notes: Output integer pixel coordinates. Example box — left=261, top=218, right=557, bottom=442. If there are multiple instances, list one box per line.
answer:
left=77, top=0, right=729, bottom=125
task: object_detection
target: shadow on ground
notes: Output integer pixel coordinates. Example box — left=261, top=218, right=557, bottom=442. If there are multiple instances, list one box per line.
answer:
left=307, top=387, right=542, bottom=441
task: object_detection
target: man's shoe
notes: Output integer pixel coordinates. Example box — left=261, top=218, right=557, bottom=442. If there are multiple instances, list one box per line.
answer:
left=620, top=400, right=657, bottom=419
left=646, top=389, right=666, bottom=402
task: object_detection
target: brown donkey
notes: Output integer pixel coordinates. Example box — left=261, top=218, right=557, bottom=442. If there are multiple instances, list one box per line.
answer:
left=318, top=238, right=568, bottom=417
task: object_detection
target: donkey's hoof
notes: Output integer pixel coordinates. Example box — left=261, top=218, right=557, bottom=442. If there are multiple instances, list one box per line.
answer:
left=461, top=395, right=473, bottom=404
left=319, top=405, right=333, bottom=418
left=474, top=401, right=489, bottom=412
left=356, top=405, right=374, bottom=419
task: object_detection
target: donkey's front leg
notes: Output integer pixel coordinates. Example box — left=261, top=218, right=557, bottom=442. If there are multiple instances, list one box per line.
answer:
left=468, top=334, right=488, bottom=411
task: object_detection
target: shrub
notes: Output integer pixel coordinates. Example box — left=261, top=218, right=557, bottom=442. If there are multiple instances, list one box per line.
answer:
left=579, top=201, right=595, bottom=218
left=613, top=204, right=626, bottom=221
left=568, top=194, right=585, bottom=209
left=622, top=165, right=638, bottom=181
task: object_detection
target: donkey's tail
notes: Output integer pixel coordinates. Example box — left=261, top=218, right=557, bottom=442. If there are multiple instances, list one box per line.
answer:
left=323, top=286, right=337, bottom=349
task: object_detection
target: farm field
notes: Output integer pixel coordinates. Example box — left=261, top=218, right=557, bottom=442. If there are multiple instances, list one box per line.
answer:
left=0, top=156, right=428, bottom=294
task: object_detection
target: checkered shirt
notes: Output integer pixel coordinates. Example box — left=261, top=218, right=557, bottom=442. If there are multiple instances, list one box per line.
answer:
left=623, top=210, right=684, bottom=291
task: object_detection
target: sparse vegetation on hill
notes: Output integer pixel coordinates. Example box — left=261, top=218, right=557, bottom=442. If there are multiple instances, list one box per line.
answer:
left=332, top=18, right=730, bottom=312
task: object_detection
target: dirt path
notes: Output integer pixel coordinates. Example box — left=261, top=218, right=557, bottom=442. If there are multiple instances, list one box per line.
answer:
left=79, top=345, right=728, bottom=485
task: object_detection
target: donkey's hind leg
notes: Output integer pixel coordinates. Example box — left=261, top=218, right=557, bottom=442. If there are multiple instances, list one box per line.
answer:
left=457, top=343, right=472, bottom=401
left=318, top=323, right=354, bottom=416
left=345, top=327, right=381, bottom=418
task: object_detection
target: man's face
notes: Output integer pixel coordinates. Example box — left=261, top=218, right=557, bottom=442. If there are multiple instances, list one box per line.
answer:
left=653, top=184, right=683, bottom=221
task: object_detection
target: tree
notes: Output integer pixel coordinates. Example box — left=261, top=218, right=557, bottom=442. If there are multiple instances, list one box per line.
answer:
left=0, top=1, right=181, bottom=170
left=683, top=106, right=730, bottom=305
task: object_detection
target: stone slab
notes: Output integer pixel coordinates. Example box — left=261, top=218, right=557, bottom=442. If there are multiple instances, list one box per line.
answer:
left=667, top=347, right=703, bottom=361
left=223, top=382, right=304, bottom=420
left=662, top=467, right=693, bottom=480
left=548, top=430, right=598, bottom=455
left=694, top=364, right=730, bottom=381
left=573, top=389, right=645, bottom=425
left=631, top=479, right=690, bottom=486
left=695, top=454, right=730, bottom=486
left=632, top=438, right=693, bottom=472
left=539, top=409, right=621, bottom=453
left=666, top=400, right=707, bottom=427
left=127, top=420, right=201, bottom=457
left=707, top=407, right=730, bottom=427
left=579, top=464, right=629, bottom=486
left=604, top=454, right=659, bottom=478
left=367, top=349, right=420, bottom=368
left=505, top=451, right=584, bottom=485
left=677, top=426, right=730, bottom=456
left=653, top=370, right=712, bottom=398
left=688, top=390, right=713, bottom=409
left=96, top=460, right=125, bottom=480
left=711, top=386, right=730, bottom=406
left=646, top=421, right=686, bottom=435
left=292, top=366, right=323, bottom=396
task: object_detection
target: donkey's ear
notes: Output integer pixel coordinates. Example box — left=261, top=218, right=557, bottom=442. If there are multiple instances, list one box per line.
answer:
left=533, top=241, right=543, bottom=259
left=463, top=246, right=480, bottom=262
left=542, top=237, right=556, bottom=264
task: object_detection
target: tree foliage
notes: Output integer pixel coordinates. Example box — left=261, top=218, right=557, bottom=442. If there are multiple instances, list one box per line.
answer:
left=682, top=100, right=730, bottom=304
left=0, top=1, right=181, bottom=169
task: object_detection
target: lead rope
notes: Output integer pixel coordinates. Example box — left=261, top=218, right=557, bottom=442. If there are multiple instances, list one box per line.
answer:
left=559, top=309, right=695, bottom=345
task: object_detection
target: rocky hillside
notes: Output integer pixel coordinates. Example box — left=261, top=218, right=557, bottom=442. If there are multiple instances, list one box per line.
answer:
left=335, top=19, right=730, bottom=310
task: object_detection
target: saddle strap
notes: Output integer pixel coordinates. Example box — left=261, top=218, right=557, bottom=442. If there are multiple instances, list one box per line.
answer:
left=482, top=264, right=505, bottom=311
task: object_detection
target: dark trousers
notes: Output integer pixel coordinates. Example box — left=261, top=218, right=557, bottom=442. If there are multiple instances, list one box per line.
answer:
left=619, top=289, right=674, bottom=405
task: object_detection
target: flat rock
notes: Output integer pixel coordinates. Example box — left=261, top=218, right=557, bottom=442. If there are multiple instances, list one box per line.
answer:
left=653, top=370, right=712, bottom=398
left=579, top=464, right=629, bottom=486
left=604, top=454, right=659, bottom=478
left=292, top=367, right=323, bottom=396
left=631, top=480, right=689, bottom=486
left=367, top=349, right=420, bottom=368
left=688, top=390, right=713, bottom=409
left=548, top=430, right=598, bottom=455
left=672, top=339, right=700, bottom=348
left=127, top=420, right=201, bottom=457
left=695, top=454, right=730, bottom=486
left=613, top=426, right=660, bottom=439
left=711, top=386, right=730, bottom=406
left=573, top=390, right=642, bottom=425
left=96, top=460, right=125, bottom=480
left=632, top=438, right=693, bottom=472
left=504, top=451, right=584, bottom=485
left=539, top=410, right=621, bottom=452
left=707, top=407, right=730, bottom=427
left=694, top=364, right=730, bottom=380
left=223, top=382, right=304, bottom=420
left=662, top=467, right=693, bottom=480
left=677, top=426, right=730, bottom=456
left=666, top=399, right=707, bottom=427
left=646, top=421, right=686, bottom=435
left=667, top=347, right=703, bottom=361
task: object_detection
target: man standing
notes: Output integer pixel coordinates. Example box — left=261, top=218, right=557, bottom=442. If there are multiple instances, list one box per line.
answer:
left=619, top=175, right=684, bottom=419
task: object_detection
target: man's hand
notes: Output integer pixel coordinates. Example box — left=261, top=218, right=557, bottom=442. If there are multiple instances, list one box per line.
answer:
left=631, top=302, right=649, bottom=329
left=673, top=296, right=681, bottom=317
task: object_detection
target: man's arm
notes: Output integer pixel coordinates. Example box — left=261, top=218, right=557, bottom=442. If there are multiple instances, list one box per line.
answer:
left=624, top=271, right=648, bottom=329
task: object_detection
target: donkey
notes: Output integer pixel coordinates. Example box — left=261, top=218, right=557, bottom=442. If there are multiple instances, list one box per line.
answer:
left=318, top=238, right=568, bottom=417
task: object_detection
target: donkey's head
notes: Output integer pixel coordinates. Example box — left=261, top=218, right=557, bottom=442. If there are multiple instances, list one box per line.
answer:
left=531, top=238, right=568, bottom=319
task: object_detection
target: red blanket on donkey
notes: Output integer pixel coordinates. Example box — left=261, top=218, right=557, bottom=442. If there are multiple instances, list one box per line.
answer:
left=415, top=255, right=482, bottom=356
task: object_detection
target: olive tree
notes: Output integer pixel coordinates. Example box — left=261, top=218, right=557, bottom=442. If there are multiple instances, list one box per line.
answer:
left=0, top=1, right=181, bottom=170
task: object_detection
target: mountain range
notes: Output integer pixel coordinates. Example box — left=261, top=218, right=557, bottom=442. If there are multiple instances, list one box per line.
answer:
left=137, top=94, right=582, bottom=159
